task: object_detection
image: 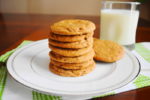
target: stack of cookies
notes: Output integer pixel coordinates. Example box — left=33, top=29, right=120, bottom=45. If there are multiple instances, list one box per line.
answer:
left=48, top=19, right=96, bottom=77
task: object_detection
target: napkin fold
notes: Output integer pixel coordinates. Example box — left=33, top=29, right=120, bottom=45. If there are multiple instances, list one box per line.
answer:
left=0, top=41, right=150, bottom=100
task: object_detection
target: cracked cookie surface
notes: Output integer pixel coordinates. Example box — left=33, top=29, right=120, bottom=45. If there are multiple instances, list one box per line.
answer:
left=93, top=38, right=125, bottom=62
left=50, top=19, right=95, bottom=35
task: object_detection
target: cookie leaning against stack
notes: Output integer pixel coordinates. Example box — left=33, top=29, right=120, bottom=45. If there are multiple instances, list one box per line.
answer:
left=93, top=38, right=125, bottom=62
left=48, top=19, right=96, bottom=77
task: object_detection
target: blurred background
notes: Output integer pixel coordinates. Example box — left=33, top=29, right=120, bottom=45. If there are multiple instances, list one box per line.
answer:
left=0, top=0, right=149, bottom=21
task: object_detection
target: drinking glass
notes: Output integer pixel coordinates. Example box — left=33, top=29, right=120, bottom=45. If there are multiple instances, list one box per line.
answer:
left=100, top=1, right=140, bottom=50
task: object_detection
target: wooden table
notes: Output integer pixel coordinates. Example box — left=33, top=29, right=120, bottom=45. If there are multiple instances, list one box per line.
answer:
left=0, top=13, right=150, bottom=100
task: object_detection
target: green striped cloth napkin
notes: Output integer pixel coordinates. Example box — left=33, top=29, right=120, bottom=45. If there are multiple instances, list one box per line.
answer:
left=0, top=41, right=150, bottom=100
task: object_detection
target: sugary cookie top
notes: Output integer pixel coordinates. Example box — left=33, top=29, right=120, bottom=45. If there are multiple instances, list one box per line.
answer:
left=93, top=38, right=125, bottom=62
left=50, top=19, right=96, bottom=35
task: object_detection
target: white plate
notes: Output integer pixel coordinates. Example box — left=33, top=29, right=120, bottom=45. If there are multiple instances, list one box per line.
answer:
left=7, top=39, right=140, bottom=97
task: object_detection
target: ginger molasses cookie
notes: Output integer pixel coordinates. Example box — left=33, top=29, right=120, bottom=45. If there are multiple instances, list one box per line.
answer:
left=49, top=45, right=93, bottom=57
left=50, top=50, right=94, bottom=63
left=49, top=32, right=93, bottom=42
left=48, top=37, right=93, bottom=49
left=51, top=59, right=94, bottom=70
left=93, top=38, right=125, bottom=62
left=50, top=19, right=96, bottom=35
left=49, top=61, right=95, bottom=77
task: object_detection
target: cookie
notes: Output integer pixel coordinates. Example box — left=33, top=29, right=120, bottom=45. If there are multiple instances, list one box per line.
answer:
left=49, top=61, right=95, bottom=77
left=93, top=38, right=125, bottom=62
left=51, top=59, right=94, bottom=69
left=49, top=32, right=93, bottom=42
left=50, top=50, right=94, bottom=63
left=48, top=37, right=93, bottom=49
left=49, top=44, right=93, bottom=57
left=50, top=19, right=96, bottom=35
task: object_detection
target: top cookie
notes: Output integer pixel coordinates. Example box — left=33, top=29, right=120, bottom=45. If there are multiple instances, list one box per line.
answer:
left=93, top=38, right=125, bottom=62
left=50, top=19, right=96, bottom=35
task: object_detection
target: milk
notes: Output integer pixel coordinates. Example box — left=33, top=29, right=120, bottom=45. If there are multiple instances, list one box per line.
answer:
left=100, top=9, right=139, bottom=45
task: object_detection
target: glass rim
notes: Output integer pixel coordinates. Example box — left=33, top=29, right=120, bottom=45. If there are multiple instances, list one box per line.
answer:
left=104, top=1, right=140, bottom=5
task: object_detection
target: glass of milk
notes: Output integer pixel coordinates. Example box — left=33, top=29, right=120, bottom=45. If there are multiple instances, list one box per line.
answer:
left=100, top=1, right=140, bottom=50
